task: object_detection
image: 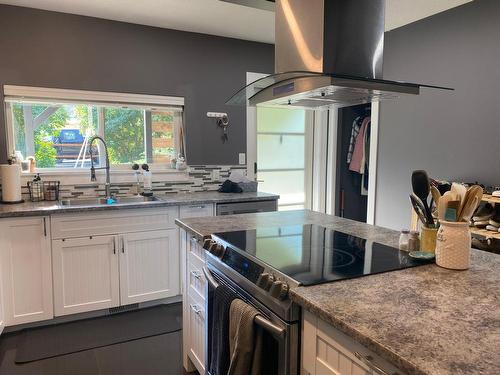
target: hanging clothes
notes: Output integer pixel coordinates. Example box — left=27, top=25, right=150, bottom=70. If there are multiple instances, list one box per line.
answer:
left=347, top=116, right=362, bottom=164
left=349, top=116, right=370, bottom=173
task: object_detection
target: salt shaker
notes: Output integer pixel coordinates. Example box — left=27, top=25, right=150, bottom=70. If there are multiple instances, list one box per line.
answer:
left=408, top=231, right=420, bottom=252
left=398, top=229, right=410, bottom=251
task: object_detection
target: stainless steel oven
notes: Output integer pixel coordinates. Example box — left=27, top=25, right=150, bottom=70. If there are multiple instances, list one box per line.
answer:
left=203, top=256, right=300, bottom=375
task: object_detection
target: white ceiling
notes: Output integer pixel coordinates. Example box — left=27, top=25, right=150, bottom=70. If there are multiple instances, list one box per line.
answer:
left=0, top=0, right=472, bottom=44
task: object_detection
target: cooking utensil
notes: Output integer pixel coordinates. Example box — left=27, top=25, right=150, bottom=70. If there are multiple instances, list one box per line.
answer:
left=451, top=182, right=467, bottom=205
left=438, top=191, right=456, bottom=221
left=445, top=200, right=460, bottom=222
left=458, top=185, right=483, bottom=222
left=412, top=170, right=434, bottom=226
left=410, top=193, right=428, bottom=226
left=430, top=185, right=441, bottom=205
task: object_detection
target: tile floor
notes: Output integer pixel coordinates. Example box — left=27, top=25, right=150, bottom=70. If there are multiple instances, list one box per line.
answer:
left=0, top=306, right=193, bottom=375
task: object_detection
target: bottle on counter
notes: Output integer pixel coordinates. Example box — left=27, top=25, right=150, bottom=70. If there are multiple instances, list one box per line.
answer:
left=399, top=229, right=410, bottom=251
left=408, top=230, right=421, bottom=252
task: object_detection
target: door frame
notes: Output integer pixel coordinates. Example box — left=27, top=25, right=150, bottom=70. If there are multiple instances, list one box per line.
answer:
left=325, top=102, right=380, bottom=224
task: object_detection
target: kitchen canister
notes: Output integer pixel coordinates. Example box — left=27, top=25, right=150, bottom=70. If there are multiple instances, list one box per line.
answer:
left=435, top=220, right=471, bottom=270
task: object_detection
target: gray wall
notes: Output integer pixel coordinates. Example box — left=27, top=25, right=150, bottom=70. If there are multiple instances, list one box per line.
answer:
left=0, top=5, right=274, bottom=165
left=375, top=0, right=500, bottom=230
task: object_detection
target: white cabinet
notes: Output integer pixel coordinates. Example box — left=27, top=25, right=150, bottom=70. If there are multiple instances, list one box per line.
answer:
left=302, top=310, right=404, bottom=375
left=180, top=229, right=208, bottom=374
left=187, top=293, right=206, bottom=373
left=52, top=235, right=120, bottom=316
left=119, top=229, right=179, bottom=305
left=0, top=217, right=53, bottom=325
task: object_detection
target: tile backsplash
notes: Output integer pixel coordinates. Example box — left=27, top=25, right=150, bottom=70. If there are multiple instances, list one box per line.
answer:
left=1, top=165, right=247, bottom=200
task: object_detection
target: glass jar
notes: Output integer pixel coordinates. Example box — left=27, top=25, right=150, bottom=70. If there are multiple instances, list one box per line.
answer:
left=399, top=229, right=410, bottom=251
left=408, top=231, right=420, bottom=252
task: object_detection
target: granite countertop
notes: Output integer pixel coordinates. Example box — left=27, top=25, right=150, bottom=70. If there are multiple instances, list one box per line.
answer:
left=176, top=209, right=500, bottom=375
left=0, top=191, right=278, bottom=218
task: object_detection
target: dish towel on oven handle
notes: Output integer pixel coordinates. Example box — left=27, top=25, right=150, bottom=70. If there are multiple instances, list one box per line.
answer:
left=208, top=283, right=237, bottom=375
left=228, top=299, right=263, bottom=375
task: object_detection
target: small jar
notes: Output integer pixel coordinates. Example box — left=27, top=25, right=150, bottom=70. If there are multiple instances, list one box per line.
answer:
left=408, top=231, right=420, bottom=252
left=399, top=229, right=410, bottom=251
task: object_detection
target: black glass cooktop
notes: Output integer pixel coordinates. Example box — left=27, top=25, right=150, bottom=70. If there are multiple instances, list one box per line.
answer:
left=213, top=224, right=433, bottom=286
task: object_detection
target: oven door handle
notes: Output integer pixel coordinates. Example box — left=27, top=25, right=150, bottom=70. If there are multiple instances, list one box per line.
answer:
left=255, top=315, right=286, bottom=338
left=203, top=266, right=220, bottom=289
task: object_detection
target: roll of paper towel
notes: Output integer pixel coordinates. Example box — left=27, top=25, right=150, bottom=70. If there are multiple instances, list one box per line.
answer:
left=1, top=164, right=22, bottom=203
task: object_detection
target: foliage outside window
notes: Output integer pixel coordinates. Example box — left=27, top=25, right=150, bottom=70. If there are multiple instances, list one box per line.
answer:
left=7, top=98, right=182, bottom=169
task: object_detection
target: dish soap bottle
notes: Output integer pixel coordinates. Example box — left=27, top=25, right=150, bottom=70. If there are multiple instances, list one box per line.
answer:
left=141, top=164, right=153, bottom=197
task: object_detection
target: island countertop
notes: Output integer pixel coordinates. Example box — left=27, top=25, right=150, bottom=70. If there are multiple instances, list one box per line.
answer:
left=176, top=209, right=500, bottom=375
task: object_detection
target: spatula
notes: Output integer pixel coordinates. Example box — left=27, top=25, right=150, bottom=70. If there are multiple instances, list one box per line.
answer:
left=438, top=191, right=455, bottom=221
left=411, top=170, right=434, bottom=226
left=409, top=193, right=428, bottom=226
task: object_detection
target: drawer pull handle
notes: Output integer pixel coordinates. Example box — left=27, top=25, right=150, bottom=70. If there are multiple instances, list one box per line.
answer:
left=190, top=304, right=202, bottom=316
left=353, top=352, right=394, bottom=375
left=191, top=270, right=201, bottom=279
left=189, top=205, right=205, bottom=209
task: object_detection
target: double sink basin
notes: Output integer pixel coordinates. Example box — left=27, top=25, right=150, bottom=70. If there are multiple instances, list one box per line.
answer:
left=59, top=196, right=160, bottom=207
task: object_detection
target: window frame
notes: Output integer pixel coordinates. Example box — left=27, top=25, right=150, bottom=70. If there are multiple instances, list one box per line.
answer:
left=3, top=85, right=185, bottom=174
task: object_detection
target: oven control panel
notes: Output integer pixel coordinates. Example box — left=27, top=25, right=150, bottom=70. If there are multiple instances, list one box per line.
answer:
left=221, top=246, right=264, bottom=284
left=204, top=238, right=290, bottom=301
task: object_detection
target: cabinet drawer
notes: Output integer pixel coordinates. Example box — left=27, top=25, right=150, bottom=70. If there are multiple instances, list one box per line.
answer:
left=187, top=235, right=206, bottom=265
left=51, top=207, right=179, bottom=239
left=180, top=203, right=214, bottom=218
left=187, top=292, right=206, bottom=374
left=187, top=260, right=206, bottom=302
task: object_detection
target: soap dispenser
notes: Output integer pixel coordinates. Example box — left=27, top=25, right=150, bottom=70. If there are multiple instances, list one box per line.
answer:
left=141, top=164, right=153, bottom=197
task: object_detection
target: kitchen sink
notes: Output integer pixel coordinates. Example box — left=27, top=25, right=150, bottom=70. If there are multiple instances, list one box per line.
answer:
left=59, top=196, right=160, bottom=207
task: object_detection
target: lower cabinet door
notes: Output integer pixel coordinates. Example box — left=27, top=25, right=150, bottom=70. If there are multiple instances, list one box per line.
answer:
left=119, top=229, right=180, bottom=305
left=0, top=217, right=53, bottom=325
left=52, top=235, right=120, bottom=316
left=187, top=293, right=206, bottom=374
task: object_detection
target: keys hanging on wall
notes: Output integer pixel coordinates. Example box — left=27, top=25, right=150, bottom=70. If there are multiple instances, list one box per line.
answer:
left=207, top=112, right=230, bottom=143
left=221, top=123, right=229, bottom=143
left=217, top=114, right=229, bottom=143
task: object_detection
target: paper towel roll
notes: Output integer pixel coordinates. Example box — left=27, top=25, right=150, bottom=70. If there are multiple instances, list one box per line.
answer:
left=1, top=164, right=22, bottom=203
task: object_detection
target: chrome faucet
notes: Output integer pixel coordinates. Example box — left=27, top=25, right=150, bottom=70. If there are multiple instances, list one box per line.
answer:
left=89, top=136, right=112, bottom=200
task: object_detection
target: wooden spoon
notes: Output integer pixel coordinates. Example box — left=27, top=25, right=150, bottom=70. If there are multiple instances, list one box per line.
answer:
left=458, top=186, right=483, bottom=222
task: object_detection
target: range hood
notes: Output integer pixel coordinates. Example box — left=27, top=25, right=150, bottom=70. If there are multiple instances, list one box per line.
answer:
left=226, top=0, right=453, bottom=109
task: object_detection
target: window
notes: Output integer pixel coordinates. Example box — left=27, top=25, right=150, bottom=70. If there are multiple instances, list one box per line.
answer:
left=4, top=86, right=184, bottom=170
left=256, top=108, right=313, bottom=210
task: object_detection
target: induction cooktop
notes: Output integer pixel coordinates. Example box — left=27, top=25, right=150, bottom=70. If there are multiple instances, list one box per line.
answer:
left=212, top=224, right=433, bottom=286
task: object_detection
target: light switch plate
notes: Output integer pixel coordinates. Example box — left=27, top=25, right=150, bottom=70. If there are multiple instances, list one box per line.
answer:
left=239, top=153, right=246, bottom=165
left=212, top=169, right=220, bottom=180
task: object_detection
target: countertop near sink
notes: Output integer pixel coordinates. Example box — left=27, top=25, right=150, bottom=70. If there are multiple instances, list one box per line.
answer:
left=176, top=209, right=500, bottom=375
left=0, top=191, right=279, bottom=218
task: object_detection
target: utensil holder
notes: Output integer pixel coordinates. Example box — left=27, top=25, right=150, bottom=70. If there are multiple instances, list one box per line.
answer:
left=435, top=221, right=471, bottom=270
left=420, top=226, right=438, bottom=253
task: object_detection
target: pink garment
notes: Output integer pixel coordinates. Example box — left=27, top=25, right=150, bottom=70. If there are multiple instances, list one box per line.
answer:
left=349, top=117, right=370, bottom=173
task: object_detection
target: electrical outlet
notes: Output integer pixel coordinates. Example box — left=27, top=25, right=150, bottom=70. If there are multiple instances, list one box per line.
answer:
left=212, top=169, right=220, bottom=180
left=239, top=153, right=246, bottom=165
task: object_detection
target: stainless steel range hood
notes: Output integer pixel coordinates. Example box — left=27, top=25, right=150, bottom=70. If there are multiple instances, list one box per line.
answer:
left=226, top=0, right=452, bottom=109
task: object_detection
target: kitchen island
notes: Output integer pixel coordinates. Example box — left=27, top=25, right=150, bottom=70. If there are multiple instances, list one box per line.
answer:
left=176, top=209, right=500, bottom=375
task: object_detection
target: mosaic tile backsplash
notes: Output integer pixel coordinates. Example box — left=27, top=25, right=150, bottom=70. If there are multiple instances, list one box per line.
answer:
left=6, top=165, right=247, bottom=200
